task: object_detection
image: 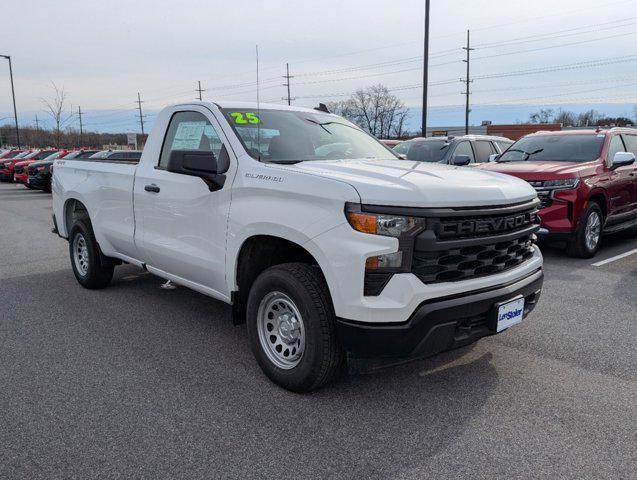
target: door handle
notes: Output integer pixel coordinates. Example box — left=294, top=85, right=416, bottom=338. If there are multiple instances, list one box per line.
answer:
left=144, top=184, right=160, bottom=193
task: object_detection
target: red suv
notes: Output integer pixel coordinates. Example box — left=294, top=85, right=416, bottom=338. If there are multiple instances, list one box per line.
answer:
left=478, top=129, right=637, bottom=257
left=0, top=150, right=31, bottom=180
left=13, top=150, right=58, bottom=186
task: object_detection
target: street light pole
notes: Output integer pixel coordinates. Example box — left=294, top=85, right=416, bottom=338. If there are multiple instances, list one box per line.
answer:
left=0, top=55, right=20, bottom=148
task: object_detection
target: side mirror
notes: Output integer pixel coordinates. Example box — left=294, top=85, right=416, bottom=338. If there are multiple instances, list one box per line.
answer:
left=488, top=153, right=499, bottom=162
left=167, top=150, right=225, bottom=191
left=611, top=151, right=635, bottom=169
left=452, top=154, right=471, bottom=166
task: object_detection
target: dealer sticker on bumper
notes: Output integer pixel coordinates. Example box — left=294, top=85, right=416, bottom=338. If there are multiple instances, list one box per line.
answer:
left=497, top=297, right=525, bottom=332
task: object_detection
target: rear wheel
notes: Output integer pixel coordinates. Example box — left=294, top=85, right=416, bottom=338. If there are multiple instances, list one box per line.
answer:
left=69, top=219, right=114, bottom=289
left=567, top=203, right=603, bottom=258
left=246, top=263, right=345, bottom=392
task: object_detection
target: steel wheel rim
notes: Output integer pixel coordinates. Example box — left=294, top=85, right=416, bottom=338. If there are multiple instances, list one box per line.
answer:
left=73, top=233, right=89, bottom=276
left=257, top=291, right=305, bottom=369
left=585, top=211, right=601, bottom=251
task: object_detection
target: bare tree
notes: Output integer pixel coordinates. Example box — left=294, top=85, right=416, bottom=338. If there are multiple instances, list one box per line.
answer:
left=41, top=82, right=74, bottom=147
left=553, top=109, right=577, bottom=127
left=326, top=84, right=408, bottom=139
left=528, top=108, right=554, bottom=124
left=576, top=109, right=600, bottom=127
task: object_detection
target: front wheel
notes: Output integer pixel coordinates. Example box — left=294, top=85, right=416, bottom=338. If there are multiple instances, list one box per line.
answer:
left=246, top=263, right=345, bottom=392
left=567, top=203, right=603, bottom=258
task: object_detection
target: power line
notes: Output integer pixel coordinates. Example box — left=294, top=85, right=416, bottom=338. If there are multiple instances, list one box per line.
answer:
left=473, top=31, right=637, bottom=61
left=473, top=17, right=637, bottom=49
left=461, top=30, right=474, bottom=135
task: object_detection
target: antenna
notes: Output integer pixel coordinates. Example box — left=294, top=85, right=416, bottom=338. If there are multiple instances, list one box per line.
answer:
left=256, top=44, right=261, bottom=161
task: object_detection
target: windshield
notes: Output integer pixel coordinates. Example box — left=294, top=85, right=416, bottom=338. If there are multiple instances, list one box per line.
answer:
left=42, top=152, right=63, bottom=162
left=399, top=140, right=449, bottom=163
left=89, top=150, right=111, bottom=159
left=498, top=135, right=604, bottom=162
left=33, top=151, right=56, bottom=160
left=3, top=151, right=22, bottom=159
left=221, top=108, right=398, bottom=163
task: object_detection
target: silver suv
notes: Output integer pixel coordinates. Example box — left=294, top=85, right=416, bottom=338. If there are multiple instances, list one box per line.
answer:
left=394, top=135, right=513, bottom=166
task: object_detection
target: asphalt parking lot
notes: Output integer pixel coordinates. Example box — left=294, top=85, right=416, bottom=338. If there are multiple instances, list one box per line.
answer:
left=1, top=181, right=635, bottom=479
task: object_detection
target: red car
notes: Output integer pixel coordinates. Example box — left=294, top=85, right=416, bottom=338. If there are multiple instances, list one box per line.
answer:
left=478, top=128, right=637, bottom=257
left=0, top=149, right=25, bottom=161
left=0, top=150, right=31, bottom=181
left=13, top=150, right=59, bottom=187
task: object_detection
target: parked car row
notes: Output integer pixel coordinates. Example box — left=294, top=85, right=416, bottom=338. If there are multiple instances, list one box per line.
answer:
left=392, top=128, right=637, bottom=258
left=0, top=149, right=143, bottom=192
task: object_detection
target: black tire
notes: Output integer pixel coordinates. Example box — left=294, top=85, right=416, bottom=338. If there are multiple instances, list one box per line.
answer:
left=68, top=219, right=114, bottom=289
left=566, top=202, right=604, bottom=258
left=246, top=263, right=345, bottom=392
left=24, top=183, right=34, bottom=189
left=45, top=177, right=52, bottom=193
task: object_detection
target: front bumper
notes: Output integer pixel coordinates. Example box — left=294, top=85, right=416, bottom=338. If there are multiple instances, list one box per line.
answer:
left=336, top=268, right=543, bottom=359
left=0, top=169, right=14, bottom=181
left=28, top=173, right=49, bottom=189
left=14, top=172, right=28, bottom=184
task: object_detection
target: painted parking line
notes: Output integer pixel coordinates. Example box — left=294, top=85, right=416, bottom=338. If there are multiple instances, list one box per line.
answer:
left=592, top=248, right=637, bottom=267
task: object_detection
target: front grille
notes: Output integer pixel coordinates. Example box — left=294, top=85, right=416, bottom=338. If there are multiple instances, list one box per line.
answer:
left=526, top=181, right=553, bottom=209
left=28, top=165, right=38, bottom=174
left=536, top=191, right=552, bottom=209
left=412, top=234, right=535, bottom=283
left=14, top=165, right=24, bottom=174
left=409, top=200, right=539, bottom=285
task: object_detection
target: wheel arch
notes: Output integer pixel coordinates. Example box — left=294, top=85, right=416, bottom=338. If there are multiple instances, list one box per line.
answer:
left=587, top=189, right=608, bottom=220
left=63, top=197, right=91, bottom=237
left=230, top=233, right=329, bottom=325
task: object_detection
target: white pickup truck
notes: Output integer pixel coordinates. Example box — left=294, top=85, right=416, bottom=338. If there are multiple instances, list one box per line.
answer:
left=52, top=101, right=544, bottom=391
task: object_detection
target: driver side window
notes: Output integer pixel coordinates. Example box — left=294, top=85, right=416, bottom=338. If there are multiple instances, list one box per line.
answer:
left=452, top=141, right=475, bottom=163
left=606, top=135, right=625, bottom=166
left=159, top=111, right=223, bottom=169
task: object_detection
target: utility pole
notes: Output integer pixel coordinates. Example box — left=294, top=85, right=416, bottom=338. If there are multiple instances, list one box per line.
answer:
left=196, top=80, right=205, bottom=101
left=77, top=106, right=84, bottom=147
left=421, top=0, right=430, bottom=138
left=34, top=115, right=40, bottom=130
left=0, top=54, right=20, bottom=147
left=282, top=63, right=294, bottom=105
left=461, top=30, right=474, bottom=135
left=136, top=92, right=145, bottom=135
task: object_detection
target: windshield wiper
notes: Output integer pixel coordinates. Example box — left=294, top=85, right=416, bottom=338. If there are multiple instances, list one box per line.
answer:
left=266, top=159, right=303, bottom=165
left=304, top=118, right=333, bottom=134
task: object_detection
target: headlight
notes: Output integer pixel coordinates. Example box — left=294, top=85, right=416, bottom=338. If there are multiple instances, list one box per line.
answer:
left=539, top=178, right=579, bottom=189
left=345, top=211, right=423, bottom=238
left=345, top=204, right=424, bottom=273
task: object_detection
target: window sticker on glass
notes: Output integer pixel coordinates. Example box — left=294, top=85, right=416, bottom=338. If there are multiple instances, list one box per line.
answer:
left=230, top=112, right=260, bottom=124
left=172, top=121, right=206, bottom=149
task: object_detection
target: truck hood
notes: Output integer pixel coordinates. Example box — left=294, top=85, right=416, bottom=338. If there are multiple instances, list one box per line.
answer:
left=284, top=159, right=536, bottom=207
left=478, top=160, right=602, bottom=178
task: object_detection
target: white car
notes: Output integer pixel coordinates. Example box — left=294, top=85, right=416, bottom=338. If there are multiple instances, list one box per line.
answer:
left=52, top=101, right=543, bottom=392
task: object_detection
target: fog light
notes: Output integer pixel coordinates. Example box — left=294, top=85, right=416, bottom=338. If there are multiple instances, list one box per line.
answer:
left=366, top=251, right=403, bottom=270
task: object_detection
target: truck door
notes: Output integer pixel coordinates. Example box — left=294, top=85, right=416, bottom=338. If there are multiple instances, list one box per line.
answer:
left=133, top=106, right=236, bottom=299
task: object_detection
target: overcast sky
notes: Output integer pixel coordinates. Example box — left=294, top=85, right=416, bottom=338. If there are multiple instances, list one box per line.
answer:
left=1, top=0, right=636, bottom=131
